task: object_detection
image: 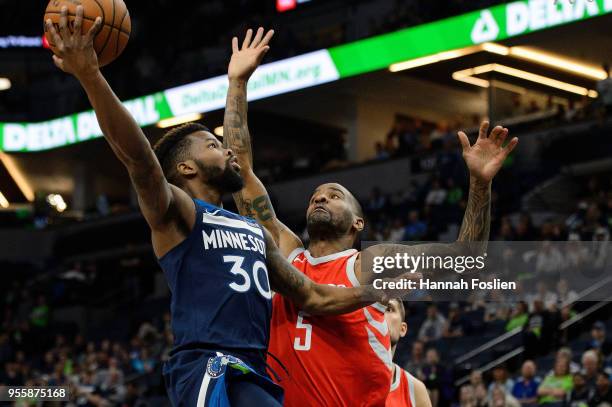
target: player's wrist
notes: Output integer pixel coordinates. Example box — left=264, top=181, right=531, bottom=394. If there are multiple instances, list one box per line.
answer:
left=75, top=68, right=102, bottom=86
left=468, top=175, right=491, bottom=190
left=228, top=76, right=248, bottom=86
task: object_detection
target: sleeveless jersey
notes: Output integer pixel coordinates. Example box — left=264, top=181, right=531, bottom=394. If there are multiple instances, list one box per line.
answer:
left=267, top=248, right=393, bottom=407
left=159, top=199, right=271, bottom=354
left=386, top=364, right=416, bottom=407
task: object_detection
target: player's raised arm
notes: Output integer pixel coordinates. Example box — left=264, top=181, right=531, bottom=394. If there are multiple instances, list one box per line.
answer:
left=46, top=7, right=193, bottom=249
left=224, top=28, right=304, bottom=257
left=356, top=122, right=518, bottom=279
left=262, top=228, right=385, bottom=315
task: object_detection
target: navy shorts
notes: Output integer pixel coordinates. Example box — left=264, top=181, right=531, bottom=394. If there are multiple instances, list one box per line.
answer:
left=163, top=349, right=284, bottom=407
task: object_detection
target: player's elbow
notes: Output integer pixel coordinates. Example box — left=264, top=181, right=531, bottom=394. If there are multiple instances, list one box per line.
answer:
left=301, top=288, right=336, bottom=316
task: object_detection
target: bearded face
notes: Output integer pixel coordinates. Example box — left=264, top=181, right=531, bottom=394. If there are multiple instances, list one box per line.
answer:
left=197, top=156, right=244, bottom=194
left=306, top=184, right=362, bottom=241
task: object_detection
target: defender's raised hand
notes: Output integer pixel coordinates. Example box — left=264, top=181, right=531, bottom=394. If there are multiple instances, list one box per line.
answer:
left=45, top=5, right=103, bottom=79
left=228, top=27, right=274, bottom=82
left=457, top=121, right=519, bottom=183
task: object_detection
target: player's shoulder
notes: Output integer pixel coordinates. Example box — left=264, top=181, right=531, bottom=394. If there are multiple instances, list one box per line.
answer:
left=405, top=370, right=432, bottom=407
left=197, top=199, right=257, bottom=223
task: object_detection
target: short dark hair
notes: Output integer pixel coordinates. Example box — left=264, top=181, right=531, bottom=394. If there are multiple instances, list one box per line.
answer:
left=350, top=194, right=364, bottom=219
left=153, top=123, right=210, bottom=184
left=390, top=298, right=406, bottom=321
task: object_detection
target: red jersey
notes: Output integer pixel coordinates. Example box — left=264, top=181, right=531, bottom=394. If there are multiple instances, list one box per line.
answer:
left=386, top=364, right=416, bottom=407
left=267, top=248, right=392, bottom=407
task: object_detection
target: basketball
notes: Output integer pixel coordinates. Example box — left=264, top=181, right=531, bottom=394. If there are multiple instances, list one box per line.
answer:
left=43, top=0, right=131, bottom=67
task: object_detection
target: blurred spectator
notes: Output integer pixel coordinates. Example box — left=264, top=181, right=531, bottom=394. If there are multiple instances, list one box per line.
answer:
left=512, top=360, right=540, bottom=407
left=374, top=141, right=390, bottom=160
left=555, top=279, right=578, bottom=306
left=444, top=303, right=470, bottom=338
left=589, top=372, right=612, bottom=406
left=516, top=214, right=538, bottom=241
left=446, top=178, right=463, bottom=206
left=537, top=356, right=573, bottom=405
left=421, top=348, right=450, bottom=407
left=404, top=210, right=428, bottom=241
left=567, top=372, right=593, bottom=407
left=490, top=386, right=521, bottom=407
left=418, top=304, right=447, bottom=342
left=366, top=187, right=387, bottom=213
left=30, top=295, right=49, bottom=328
left=506, top=302, right=529, bottom=332
left=523, top=300, right=555, bottom=359
left=596, top=63, right=612, bottom=116
left=526, top=283, right=558, bottom=312
left=425, top=179, right=447, bottom=206
left=404, top=339, right=426, bottom=378
left=488, top=365, right=516, bottom=399
left=389, top=218, right=407, bottom=242
left=131, top=349, right=156, bottom=374
left=454, top=384, right=479, bottom=407
left=581, top=350, right=601, bottom=392
left=585, top=321, right=612, bottom=355
left=556, top=348, right=581, bottom=375
left=534, top=241, right=565, bottom=277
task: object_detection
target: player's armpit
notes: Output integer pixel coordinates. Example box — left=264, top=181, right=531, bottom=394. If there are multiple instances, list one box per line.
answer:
left=263, top=228, right=379, bottom=314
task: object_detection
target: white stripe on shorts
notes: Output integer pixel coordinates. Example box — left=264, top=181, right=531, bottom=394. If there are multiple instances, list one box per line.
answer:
left=196, top=352, right=223, bottom=407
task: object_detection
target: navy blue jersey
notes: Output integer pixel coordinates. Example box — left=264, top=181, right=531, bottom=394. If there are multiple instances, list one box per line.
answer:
left=159, top=199, right=272, bottom=354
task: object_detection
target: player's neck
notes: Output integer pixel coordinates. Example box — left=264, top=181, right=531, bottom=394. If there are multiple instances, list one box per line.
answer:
left=183, top=182, right=223, bottom=207
left=307, top=237, right=354, bottom=258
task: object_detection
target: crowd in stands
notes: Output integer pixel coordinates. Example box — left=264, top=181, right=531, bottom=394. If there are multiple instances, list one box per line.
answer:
left=0, top=281, right=171, bottom=405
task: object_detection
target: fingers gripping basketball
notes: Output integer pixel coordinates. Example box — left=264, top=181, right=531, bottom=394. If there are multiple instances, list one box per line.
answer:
left=44, top=0, right=131, bottom=67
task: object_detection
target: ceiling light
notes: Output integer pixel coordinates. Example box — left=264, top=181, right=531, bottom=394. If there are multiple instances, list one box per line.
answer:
left=156, top=113, right=202, bottom=128
left=214, top=126, right=224, bottom=137
left=389, top=46, right=481, bottom=72
left=452, top=71, right=490, bottom=88
left=46, top=193, right=67, bottom=213
left=493, top=64, right=597, bottom=97
left=0, top=191, right=8, bottom=208
left=481, top=42, right=509, bottom=55
left=509, top=47, right=606, bottom=81
left=452, top=64, right=598, bottom=98
left=389, top=43, right=606, bottom=82
left=0, top=78, right=11, bottom=91
left=0, top=152, right=34, bottom=202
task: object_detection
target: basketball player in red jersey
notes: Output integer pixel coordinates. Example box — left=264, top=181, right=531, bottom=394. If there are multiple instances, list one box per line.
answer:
left=385, top=299, right=431, bottom=407
left=222, top=27, right=518, bottom=407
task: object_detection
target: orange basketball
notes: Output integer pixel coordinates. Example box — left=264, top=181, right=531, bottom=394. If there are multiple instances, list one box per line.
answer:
left=43, top=0, right=131, bottom=67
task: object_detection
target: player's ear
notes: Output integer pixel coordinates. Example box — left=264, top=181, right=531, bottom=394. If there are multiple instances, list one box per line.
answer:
left=353, top=216, right=364, bottom=232
left=400, top=322, right=408, bottom=338
left=177, top=160, right=197, bottom=177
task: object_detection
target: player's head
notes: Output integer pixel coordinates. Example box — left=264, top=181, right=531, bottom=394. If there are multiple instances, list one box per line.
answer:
left=306, top=183, right=364, bottom=243
left=384, top=298, right=407, bottom=349
left=153, top=123, right=243, bottom=193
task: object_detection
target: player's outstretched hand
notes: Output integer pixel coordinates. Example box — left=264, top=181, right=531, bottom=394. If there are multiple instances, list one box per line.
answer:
left=228, top=27, right=275, bottom=83
left=45, top=5, right=103, bottom=79
left=457, top=121, right=519, bottom=183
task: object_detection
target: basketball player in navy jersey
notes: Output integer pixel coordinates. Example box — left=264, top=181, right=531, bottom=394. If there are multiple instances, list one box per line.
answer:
left=46, top=9, right=390, bottom=406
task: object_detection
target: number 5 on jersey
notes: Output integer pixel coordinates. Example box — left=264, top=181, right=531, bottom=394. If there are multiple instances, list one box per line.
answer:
left=294, top=311, right=312, bottom=351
